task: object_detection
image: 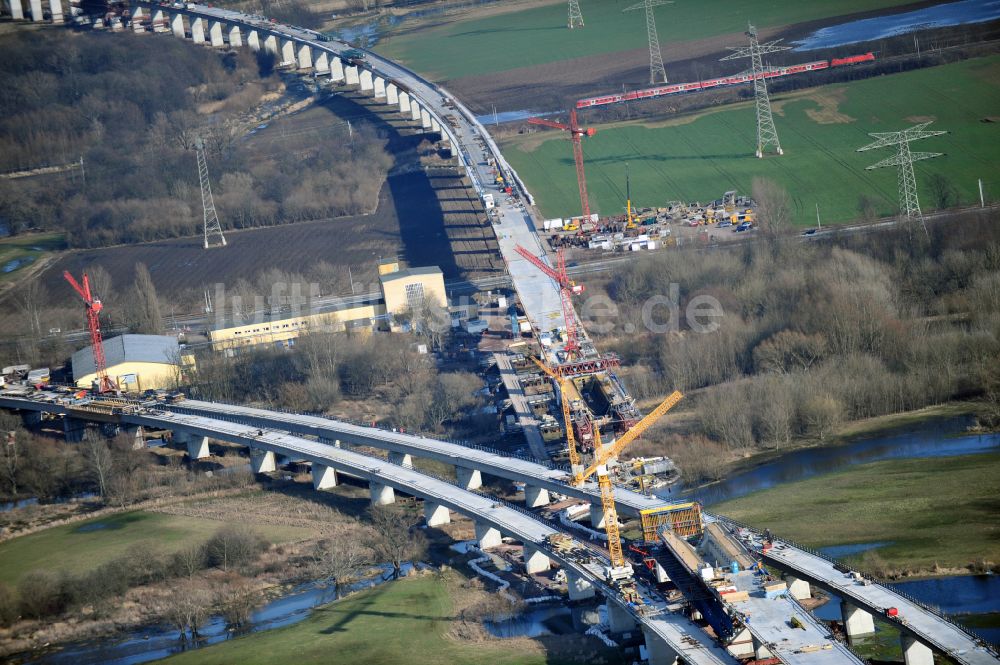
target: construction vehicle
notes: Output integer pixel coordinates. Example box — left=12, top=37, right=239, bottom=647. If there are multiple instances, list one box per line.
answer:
left=571, top=390, right=683, bottom=590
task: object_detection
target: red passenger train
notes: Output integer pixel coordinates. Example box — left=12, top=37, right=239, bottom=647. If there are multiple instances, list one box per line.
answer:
left=575, top=52, right=875, bottom=109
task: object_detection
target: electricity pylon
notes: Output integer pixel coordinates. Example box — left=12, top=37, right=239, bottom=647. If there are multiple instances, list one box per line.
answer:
left=623, top=0, right=672, bottom=85
left=567, top=0, right=584, bottom=29
left=857, top=121, right=946, bottom=235
left=722, top=23, right=790, bottom=158
left=195, top=138, right=227, bottom=249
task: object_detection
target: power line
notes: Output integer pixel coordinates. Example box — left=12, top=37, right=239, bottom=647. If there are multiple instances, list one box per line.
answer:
left=623, top=0, right=672, bottom=85
left=857, top=121, right=946, bottom=235
left=721, top=22, right=790, bottom=158
left=195, top=137, right=227, bottom=250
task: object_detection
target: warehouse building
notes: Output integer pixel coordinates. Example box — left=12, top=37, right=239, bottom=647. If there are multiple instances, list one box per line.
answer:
left=72, top=334, right=186, bottom=391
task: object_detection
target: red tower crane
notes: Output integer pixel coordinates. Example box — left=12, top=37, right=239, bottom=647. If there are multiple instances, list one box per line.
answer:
left=514, top=244, right=584, bottom=358
left=527, top=109, right=596, bottom=219
left=64, top=270, right=116, bottom=393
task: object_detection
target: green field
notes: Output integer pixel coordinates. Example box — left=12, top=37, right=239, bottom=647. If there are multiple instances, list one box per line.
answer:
left=376, top=0, right=915, bottom=81
left=0, top=511, right=312, bottom=586
left=166, top=573, right=577, bottom=665
left=502, top=56, right=1000, bottom=224
left=712, top=452, right=1000, bottom=573
left=0, top=232, right=64, bottom=284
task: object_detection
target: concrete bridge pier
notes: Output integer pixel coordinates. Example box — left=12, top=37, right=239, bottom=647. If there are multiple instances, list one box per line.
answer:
left=385, top=83, right=399, bottom=105
left=250, top=448, right=276, bottom=474
left=373, top=76, right=386, bottom=99
left=63, top=417, right=89, bottom=443
left=280, top=39, right=295, bottom=66
left=523, top=484, right=549, bottom=508
left=208, top=20, right=224, bottom=47
left=398, top=91, right=411, bottom=116
left=606, top=602, right=637, bottom=633
left=566, top=572, right=595, bottom=600
left=344, top=65, right=360, bottom=86
left=8, top=0, right=25, bottom=21
left=522, top=543, right=550, bottom=574
left=47, top=0, right=61, bottom=22
left=841, top=601, right=875, bottom=643
left=369, top=481, right=395, bottom=506
left=319, top=437, right=342, bottom=448
left=329, top=57, right=344, bottom=82
left=151, top=8, right=164, bottom=29
left=263, top=34, right=278, bottom=55
left=420, top=108, right=433, bottom=130
left=424, top=501, right=450, bottom=527
left=177, top=432, right=210, bottom=459
left=388, top=452, right=412, bottom=468
left=246, top=29, right=259, bottom=51
left=642, top=626, right=680, bottom=665
left=456, top=466, right=482, bottom=490
left=296, top=42, right=312, bottom=69
left=312, top=49, right=329, bottom=74
left=474, top=521, right=502, bottom=549
left=123, top=425, right=145, bottom=450
left=312, top=463, right=339, bottom=490
left=228, top=24, right=242, bottom=47
left=589, top=503, right=606, bottom=529
left=21, top=410, right=42, bottom=427
left=727, top=627, right=755, bottom=658
left=752, top=634, right=773, bottom=660
left=786, top=575, right=811, bottom=600
left=410, top=101, right=422, bottom=123
left=130, top=5, right=143, bottom=31
left=171, top=13, right=184, bottom=38
left=191, top=17, right=206, bottom=44
left=430, top=118, right=442, bottom=134
left=359, top=69, right=373, bottom=93
left=901, top=634, right=934, bottom=665
left=28, top=0, right=42, bottom=21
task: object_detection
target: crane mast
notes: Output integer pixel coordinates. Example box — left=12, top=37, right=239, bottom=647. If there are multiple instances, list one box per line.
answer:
left=64, top=270, right=116, bottom=393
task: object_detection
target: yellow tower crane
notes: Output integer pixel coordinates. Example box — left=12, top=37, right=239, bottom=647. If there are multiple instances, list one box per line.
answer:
left=530, top=356, right=582, bottom=473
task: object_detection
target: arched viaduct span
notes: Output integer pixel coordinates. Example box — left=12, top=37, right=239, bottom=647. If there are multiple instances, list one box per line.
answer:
left=0, top=394, right=735, bottom=665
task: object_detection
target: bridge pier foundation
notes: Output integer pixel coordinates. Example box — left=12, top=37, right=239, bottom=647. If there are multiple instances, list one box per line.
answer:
left=589, top=503, right=606, bottom=529
left=191, top=17, right=205, bottom=44
left=566, top=572, right=595, bottom=600
left=456, top=466, right=482, bottom=490
left=474, top=521, right=502, bottom=549
left=424, top=502, right=450, bottom=527
left=786, top=575, right=811, bottom=600
left=228, top=24, right=242, bottom=47
left=312, top=463, right=338, bottom=490
left=901, top=634, right=934, bottom=665
left=388, top=452, right=412, bottom=468
left=606, top=602, right=637, bottom=633
left=523, top=484, right=550, bottom=508
left=369, top=481, right=395, bottom=506
left=171, top=13, right=184, bottom=38
left=250, top=449, right=276, bottom=474
left=642, top=625, right=680, bottom=665
left=177, top=432, right=210, bottom=459
left=841, top=601, right=875, bottom=643
left=522, top=543, right=550, bottom=574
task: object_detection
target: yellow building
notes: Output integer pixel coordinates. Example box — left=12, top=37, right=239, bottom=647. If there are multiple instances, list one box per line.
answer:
left=379, top=266, right=446, bottom=315
left=208, top=302, right=385, bottom=352
left=71, top=334, right=184, bottom=392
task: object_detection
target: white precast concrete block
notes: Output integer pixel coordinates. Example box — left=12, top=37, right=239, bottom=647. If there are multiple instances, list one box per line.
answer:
left=431, top=118, right=442, bottom=133
left=171, top=12, right=184, bottom=38
left=398, top=91, right=411, bottom=115
left=281, top=39, right=295, bottom=65
left=388, top=452, right=413, bottom=468
left=567, top=572, right=596, bottom=600
left=246, top=29, right=260, bottom=51
left=590, top=503, right=606, bottom=529
left=901, top=635, right=934, bottom=665
left=329, top=57, right=344, bottom=82
left=29, top=0, right=41, bottom=21
left=424, top=502, right=451, bottom=527
left=312, top=49, right=329, bottom=74
left=297, top=42, right=312, bottom=69
left=151, top=8, right=164, bottom=28
left=369, top=481, right=395, bottom=506
left=264, top=34, right=278, bottom=55
left=209, top=20, right=224, bottom=47
left=373, top=76, right=386, bottom=98
left=522, top=544, right=550, bottom=574
left=228, top=24, right=242, bottom=47
left=475, top=521, right=502, bottom=549
left=420, top=108, right=432, bottom=129
left=10, top=0, right=24, bottom=20
left=786, top=576, right=811, bottom=600
left=727, top=626, right=755, bottom=658
left=47, top=0, right=62, bottom=22
left=186, top=435, right=211, bottom=460
left=191, top=17, right=205, bottom=44
left=131, top=5, right=143, bottom=31
left=457, top=466, right=482, bottom=490
left=842, top=602, right=876, bottom=641
left=524, top=484, right=550, bottom=508
left=359, top=69, right=373, bottom=92
left=250, top=449, right=276, bottom=474
left=410, top=102, right=422, bottom=122
left=385, top=83, right=399, bottom=105
left=312, top=463, right=339, bottom=490
left=345, top=65, right=360, bottom=85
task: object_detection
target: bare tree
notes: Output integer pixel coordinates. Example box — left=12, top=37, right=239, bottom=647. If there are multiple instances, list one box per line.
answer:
left=84, top=438, right=114, bottom=498
left=926, top=173, right=958, bottom=209
left=172, top=544, right=206, bottom=579
left=165, top=582, right=214, bottom=639
left=216, top=579, right=260, bottom=629
left=15, top=280, right=46, bottom=337
left=0, top=431, right=21, bottom=497
left=368, top=505, right=427, bottom=579
left=205, top=525, right=267, bottom=572
left=312, top=537, right=372, bottom=598
left=131, top=263, right=163, bottom=334
left=752, top=177, right=792, bottom=240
